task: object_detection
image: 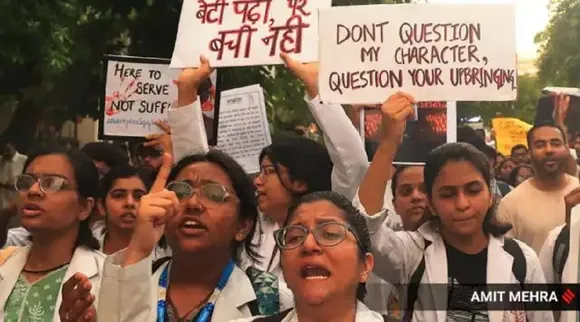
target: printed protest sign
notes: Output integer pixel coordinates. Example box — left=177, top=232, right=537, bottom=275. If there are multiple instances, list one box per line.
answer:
left=318, top=4, right=517, bottom=104
left=216, top=84, right=271, bottom=174
left=170, top=0, right=331, bottom=68
left=492, top=118, right=532, bottom=156
left=361, top=101, right=457, bottom=164
left=99, top=55, right=220, bottom=145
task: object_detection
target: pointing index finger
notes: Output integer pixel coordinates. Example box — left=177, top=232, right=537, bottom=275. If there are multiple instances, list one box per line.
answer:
left=150, top=153, right=173, bottom=193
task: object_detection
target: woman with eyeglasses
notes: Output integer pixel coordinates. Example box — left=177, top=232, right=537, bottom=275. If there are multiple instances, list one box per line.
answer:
left=354, top=93, right=552, bottom=322
left=167, top=56, right=368, bottom=282
left=65, top=151, right=292, bottom=322
left=0, top=146, right=104, bottom=322
left=231, top=191, right=384, bottom=322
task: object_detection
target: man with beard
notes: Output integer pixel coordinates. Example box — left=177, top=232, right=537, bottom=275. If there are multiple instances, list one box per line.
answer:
left=498, top=122, right=579, bottom=253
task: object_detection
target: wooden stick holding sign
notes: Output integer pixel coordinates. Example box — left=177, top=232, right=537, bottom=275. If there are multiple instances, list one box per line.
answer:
left=318, top=4, right=517, bottom=104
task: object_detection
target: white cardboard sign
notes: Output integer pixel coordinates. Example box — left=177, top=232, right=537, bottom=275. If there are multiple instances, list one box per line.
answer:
left=171, top=0, right=331, bottom=68
left=318, top=4, right=517, bottom=104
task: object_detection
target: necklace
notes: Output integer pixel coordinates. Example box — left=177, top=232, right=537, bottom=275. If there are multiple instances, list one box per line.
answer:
left=22, top=262, right=70, bottom=274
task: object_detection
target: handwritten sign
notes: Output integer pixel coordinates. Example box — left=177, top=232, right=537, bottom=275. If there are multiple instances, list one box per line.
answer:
left=318, top=4, right=517, bottom=104
left=491, top=117, right=532, bottom=156
left=363, top=101, right=457, bottom=164
left=216, top=85, right=271, bottom=173
left=170, top=0, right=331, bottom=68
left=99, top=55, right=220, bottom=144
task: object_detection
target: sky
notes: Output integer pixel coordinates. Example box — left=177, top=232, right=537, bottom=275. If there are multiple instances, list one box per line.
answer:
left=427, top=0, right=551, bottom=59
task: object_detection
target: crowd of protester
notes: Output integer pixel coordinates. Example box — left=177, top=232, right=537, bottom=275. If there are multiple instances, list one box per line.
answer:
left=0, top=55, right=579, bottom=322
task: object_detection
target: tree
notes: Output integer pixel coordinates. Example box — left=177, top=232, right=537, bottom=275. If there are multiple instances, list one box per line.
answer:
left=457, top=74, right=542, bottom=126
left=535, top=0, right=580, bottom=86
left=0, top=0, right=409, bottom=152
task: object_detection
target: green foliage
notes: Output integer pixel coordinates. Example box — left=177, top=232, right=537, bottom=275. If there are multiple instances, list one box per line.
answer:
left=535, top=0, right=580, bottom=86
left=0, top=0, right=409, bottom=150
left=457, top=74, right=542, bottom=125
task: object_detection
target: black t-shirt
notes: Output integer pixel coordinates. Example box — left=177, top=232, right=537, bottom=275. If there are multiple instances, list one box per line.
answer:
left=445, top=243, right=490, bottom=322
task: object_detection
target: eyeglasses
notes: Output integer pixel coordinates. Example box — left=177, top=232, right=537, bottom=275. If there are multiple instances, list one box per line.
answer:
left=257, top=165, right=277, bottom=181
left=274, top=222, right=363, bottom=250
left=14, top=174, right=74, bottom=194
left=166, top=181, right=236, bottom=203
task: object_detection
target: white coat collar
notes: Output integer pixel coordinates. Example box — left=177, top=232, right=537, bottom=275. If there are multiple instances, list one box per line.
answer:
left=0, top=245, right=104, bottom=318
left=414, top=223, right=520, bottom=322
left=211, top=264, right=258, bottom=321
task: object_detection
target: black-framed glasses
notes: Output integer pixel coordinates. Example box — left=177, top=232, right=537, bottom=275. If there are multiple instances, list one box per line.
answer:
left=166, top=181, right=236, bottom=203
left=14, top=174, right=74, bottom=194
left=274, top=222, right=363, bottom=250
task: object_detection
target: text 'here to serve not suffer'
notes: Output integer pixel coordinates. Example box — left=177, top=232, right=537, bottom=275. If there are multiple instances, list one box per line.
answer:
left=318, top=4, right=517, bottom=104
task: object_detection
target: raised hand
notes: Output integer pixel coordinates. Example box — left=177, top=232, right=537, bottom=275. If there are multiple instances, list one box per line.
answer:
left=58, top=273, right=96, bottom=322
left=380, top=92, right=417, bottom=141
left=564, top=186, right=580, bottom=226
left=145, top=121, right=173, bottom=158
left=280, top=53, right=319, bottom=98
left=124, top=153, right=178, bottom=266
left=554, top=93, right=570, bottom=127
left=176, top=56, right=214, bottom=107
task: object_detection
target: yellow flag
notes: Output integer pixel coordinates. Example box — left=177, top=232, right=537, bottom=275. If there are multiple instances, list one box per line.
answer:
left=492, top=118, right=533, bottom=156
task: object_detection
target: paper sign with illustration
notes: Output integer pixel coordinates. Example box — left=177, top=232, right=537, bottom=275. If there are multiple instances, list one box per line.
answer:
left=360, top=101, right=457, bottom=164
left=170, top=0, right=331, bottom=68
left=99, top=55, right=220, bottom=145
left=318, top=4, right=517, bottom=104
left=216, top=84, right=271, bottom=174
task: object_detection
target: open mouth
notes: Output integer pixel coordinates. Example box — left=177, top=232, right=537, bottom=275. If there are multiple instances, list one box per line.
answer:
left=22, top=203, right=44, bottom=216
left=120, top=213, right=136, bottom=222
left=300, top=265, right=331, bottom=280
left=178, top=219, right=207, bottom=235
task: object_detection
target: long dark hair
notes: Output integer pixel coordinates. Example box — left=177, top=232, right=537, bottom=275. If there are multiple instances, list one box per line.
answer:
left=285, top=191, right=372, bottom=302
left=259, top=137, right=333, bottom=197
left=24, top=146, right=100, bottom=250
left=168, top=149, right=261, bottom=264
left=424, top=142, right=511, bottom=237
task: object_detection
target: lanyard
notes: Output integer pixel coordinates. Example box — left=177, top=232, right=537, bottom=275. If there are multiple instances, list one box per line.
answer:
left=157, top=259, right=235, bottom=322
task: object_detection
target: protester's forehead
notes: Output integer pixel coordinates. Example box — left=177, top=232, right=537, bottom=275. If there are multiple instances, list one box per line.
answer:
left=26, top=154, right=75, bottom=182
left=176, top=161, right=233, bottom=186
left=289, top=200, right=348, bottom=225
left=397, top=166, right=424, bottom=184
left=531, top=126, right=564, bottom=142
left=111, top=176, right=146, bottom=191
left=433, top=160, right=485, bottom=188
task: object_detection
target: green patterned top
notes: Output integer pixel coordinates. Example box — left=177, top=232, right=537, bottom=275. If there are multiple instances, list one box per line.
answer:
left=4, top=266, right=68, bottom=322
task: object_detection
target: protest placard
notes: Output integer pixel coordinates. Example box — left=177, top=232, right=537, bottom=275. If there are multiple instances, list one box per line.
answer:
left=170, top=0, right=331, bottom=68
left=99, top=55, right=221, bottom=145
left=318, top=4, right=517, bottom=104
left=361, top=101, right=457, bottom=164
left=492, top=118, right=532, bottom=156
left=216, top=84, right=271, bottom=173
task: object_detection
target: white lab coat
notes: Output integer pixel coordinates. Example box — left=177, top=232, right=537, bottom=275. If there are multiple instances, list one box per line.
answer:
left=96, top=251, right=294, bottom=322
left=353, top=194, right=554, bottom=322
left=539, top=208, right=580, bottom=322
left=229, top=301, right=385, bottom=322
left=168, top=95, right=369, bottom=278
left=0, top=246, right=105, bottom=322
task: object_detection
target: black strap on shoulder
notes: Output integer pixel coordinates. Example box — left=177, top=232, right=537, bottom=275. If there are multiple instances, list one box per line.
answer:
left=383, top=314, right=403, bottom=321
left=552, top=225, right=570, bottom=283
left=248, top=300, right=261, bottom=316
left=152, top=256, right=171, bottom=273
left=502, top=238, right=526, bottom=287
left=402, top=240, right=432, bottom=322
left=252, top=309, right=292, bottom=322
